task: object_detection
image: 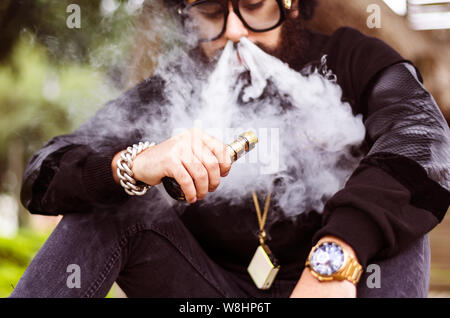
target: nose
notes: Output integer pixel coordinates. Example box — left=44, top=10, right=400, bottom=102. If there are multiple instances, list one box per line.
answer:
left=222, top=2, right=249, bottom=42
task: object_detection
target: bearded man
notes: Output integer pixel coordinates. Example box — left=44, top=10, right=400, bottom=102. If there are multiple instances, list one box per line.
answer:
left=11, top=0, right=450, bottom=298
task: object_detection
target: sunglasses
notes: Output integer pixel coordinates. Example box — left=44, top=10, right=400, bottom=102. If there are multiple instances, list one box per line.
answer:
left=178, top=0, right=293, bottom=42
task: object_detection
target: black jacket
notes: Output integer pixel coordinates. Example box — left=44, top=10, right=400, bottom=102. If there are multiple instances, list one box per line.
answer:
left=20, top=27, right=450, bottom=275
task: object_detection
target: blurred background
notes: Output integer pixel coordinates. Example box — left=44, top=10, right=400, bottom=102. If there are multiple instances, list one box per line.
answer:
left=0, top=0, right=449, bottom=298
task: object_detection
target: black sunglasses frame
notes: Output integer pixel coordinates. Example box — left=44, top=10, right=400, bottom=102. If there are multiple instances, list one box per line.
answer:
left=178, top=0, right=292, bottom=42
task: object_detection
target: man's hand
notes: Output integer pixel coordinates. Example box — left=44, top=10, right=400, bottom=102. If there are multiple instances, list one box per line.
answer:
left=111, top=128, right=232, bottom=203
left=289, top=236, right=358, bottom=298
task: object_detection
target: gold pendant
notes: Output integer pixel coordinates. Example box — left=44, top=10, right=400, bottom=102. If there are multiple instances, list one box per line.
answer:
left=247, top=244, right=280, bottom=290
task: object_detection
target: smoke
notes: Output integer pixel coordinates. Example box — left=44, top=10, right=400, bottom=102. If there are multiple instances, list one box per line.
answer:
left=140, top=38, right=366, bottom=219
left=77, top=2, right=366, bottom=219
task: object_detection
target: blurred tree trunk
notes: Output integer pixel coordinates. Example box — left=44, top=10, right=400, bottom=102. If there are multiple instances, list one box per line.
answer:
left=305, top=0, right=450, bottom=123
left=7, top=140, right=27, bottom=227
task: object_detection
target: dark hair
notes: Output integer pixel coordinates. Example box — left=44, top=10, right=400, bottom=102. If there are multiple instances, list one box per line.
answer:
left=163, top=0, right=318, bottom=20
left=298, top=0, right=318, bottom=20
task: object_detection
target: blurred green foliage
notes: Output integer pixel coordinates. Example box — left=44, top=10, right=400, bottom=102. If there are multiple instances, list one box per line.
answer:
left=0, top=0, right=137, bottom=191
left=0, top=32, right=120, bottom=174
left=0, top=1, right=139, bottom=297
left=1, top=0, right=135, bottom=65
left=0, top=228, right=49, bottom=297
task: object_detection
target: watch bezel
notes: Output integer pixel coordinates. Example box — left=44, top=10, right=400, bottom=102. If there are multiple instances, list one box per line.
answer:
left=306, top=241, right=348, bottom=282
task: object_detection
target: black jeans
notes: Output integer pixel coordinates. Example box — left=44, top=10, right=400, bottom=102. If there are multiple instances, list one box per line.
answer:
left=10, top=196, right=430, bottom=298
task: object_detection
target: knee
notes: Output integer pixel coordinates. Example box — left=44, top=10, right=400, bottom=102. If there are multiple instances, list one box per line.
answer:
left=357, top=235, right=430, bottom=298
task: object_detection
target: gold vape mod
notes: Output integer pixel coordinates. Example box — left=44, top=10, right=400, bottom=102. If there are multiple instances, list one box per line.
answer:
left=162, top=131, right=258, bottom=201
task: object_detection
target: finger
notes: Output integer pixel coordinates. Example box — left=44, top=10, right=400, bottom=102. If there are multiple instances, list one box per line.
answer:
left=192, top=142, right=221, bottom=192
left=181, top=152, right=209, bottom=200
left=168, top=160, right=197, bottom=203
left=201, top=134, right=233, bottom=177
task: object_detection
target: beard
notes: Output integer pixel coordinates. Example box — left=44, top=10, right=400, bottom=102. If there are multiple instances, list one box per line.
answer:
left=255, top=16, right=310, bottom=72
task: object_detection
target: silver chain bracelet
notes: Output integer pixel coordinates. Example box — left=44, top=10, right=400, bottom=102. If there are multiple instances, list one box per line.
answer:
left=116, top=141, right=155, bottom=196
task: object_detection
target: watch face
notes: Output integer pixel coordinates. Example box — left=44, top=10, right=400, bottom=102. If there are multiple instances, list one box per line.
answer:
left=310, top=242, right=345, bottom=276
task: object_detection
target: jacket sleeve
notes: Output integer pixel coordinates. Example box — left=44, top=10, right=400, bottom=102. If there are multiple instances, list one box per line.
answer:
left=313, top=62, right=450, bottom=268
left=20, top=76, right=167, bottom=215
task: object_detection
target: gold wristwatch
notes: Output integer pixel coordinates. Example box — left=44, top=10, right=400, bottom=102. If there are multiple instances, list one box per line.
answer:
left=305, top=241, right=363, bottom=285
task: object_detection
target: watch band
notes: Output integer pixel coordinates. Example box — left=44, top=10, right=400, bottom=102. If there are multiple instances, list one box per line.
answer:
left=335, top=255, right=363, bottom=285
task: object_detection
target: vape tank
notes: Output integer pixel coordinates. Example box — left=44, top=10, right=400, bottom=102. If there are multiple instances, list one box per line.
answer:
left=162, top=131, right=258, bottom=201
